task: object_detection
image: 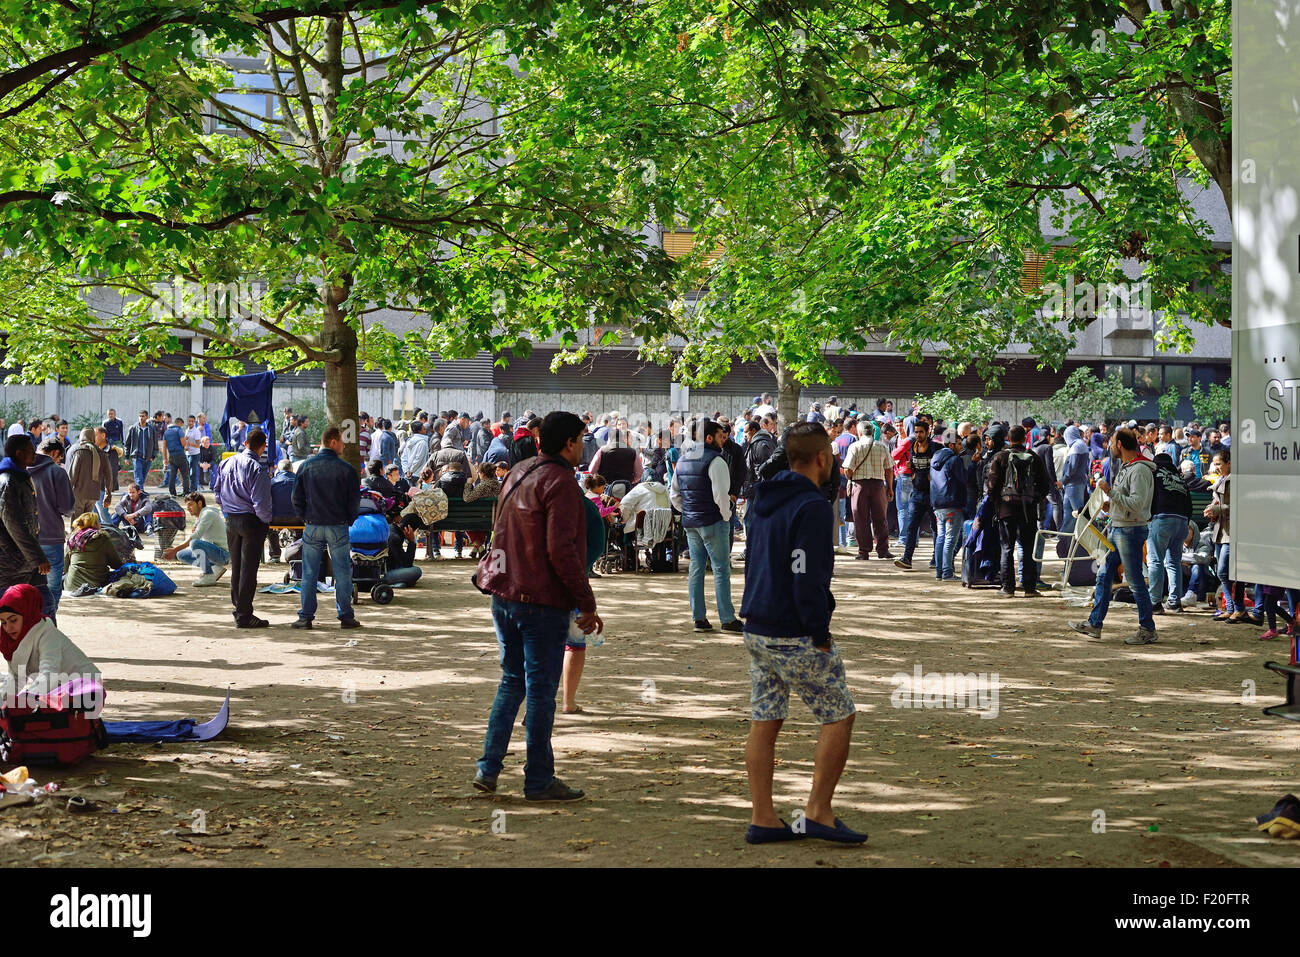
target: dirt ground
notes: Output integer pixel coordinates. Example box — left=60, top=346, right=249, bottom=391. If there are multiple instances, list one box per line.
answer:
left=3, top=533, right=1298, bottom=868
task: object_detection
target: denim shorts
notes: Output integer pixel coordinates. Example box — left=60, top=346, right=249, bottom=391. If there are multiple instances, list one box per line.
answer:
left=564, top=609, right=585, bottom=650
left=743, top=631, right=855, bottom=724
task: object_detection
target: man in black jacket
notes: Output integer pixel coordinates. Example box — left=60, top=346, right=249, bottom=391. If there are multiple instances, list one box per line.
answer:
left=717, top=419, right=746, bottom=545
left=985, top=425, right=1051, bottom=598
left=0, top=434, right=52, bottom=613
left=291, top=426, right=362, bottom=629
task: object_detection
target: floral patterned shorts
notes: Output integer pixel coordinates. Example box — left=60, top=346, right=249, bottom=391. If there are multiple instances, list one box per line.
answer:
left=743, top=631, right=855, bottom=724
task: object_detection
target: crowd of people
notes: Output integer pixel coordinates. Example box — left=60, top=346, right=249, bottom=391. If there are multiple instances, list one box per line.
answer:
left=0, top=389, right=1277, bottom=848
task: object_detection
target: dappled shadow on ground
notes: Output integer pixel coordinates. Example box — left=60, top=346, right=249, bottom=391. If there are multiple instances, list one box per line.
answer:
left=3, top=542, right=1298, bottom=868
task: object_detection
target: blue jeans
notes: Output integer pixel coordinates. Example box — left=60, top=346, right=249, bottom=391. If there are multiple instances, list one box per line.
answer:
left=837, top=498, right=850, bottom=546
left=934, top=507, right=962, bottom=579
left=900, top=492, right=930, bottom=563
left=133, top=457, right=149, bottom=488
left=1146, top=515, right=1188, bottom=607
left=1089, top=524, right=1154, bottom=631
left=1216, top=544, right=1235, bottom=612
left=1061, top=482, right=1089, bottom=534
left=895, top=475, right=914, bottom=544
left=177, top=539, right=230, bottom=573
left=188, top=454, right=201, bottom=489
left=685, top=520, right=736, bottom=623
left=299, top=524, right=353, bottom=621
left=41, top=543, right=64, bottom=611
left=477, top=597, right=569, bottom=793
left=165, top=453, right=191, bottom=495
left=1187, top=564, right=1210, bottom=602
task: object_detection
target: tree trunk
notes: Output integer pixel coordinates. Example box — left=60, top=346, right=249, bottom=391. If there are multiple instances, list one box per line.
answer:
left=775, top=360, right=801, bottom=429
left=317, top=16, right=361, bottom=472
left=322, top=279, right=361, bottom=471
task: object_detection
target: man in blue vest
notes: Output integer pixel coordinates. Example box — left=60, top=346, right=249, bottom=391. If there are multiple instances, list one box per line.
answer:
left=670, top=420, right=743, bottom=633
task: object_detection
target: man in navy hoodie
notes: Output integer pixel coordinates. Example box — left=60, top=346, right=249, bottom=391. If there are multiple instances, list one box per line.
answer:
left=739, top=422, right=864, bottom=846
left=928, top=429, right=967, bottom=581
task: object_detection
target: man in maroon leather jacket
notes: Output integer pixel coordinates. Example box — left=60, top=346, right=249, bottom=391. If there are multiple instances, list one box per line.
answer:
left=473, top=411, right=603, bottom=802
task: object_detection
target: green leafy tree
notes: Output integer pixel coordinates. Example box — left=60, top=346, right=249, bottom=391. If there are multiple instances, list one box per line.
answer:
left=1027, top=368, right=1137, bottom=424
left=1190, top=380, right=1231, bottom=425
left=1157, top=384, right=1181, bottom=424
left=0, top=1, right=679, bottom=466
left=913, top=390, right=995, bottom=427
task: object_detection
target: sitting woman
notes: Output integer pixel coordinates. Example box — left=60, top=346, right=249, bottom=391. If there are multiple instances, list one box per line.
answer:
left=64, top=512, right=125, bottom=596
left=462, top=462, right=502, bottom=558
left=0, top=583, right=102, bottom=709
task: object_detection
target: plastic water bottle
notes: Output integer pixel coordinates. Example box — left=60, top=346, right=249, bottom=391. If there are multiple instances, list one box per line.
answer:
left=569, top=609, right=606, bottom=647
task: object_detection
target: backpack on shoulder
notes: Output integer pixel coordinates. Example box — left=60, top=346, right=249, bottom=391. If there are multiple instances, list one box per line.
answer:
left=1001, top=450, right=1040, bottom=507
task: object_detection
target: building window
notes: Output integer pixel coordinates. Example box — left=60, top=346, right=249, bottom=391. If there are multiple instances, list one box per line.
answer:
left=1163, top=364, right=1192, bottom=397
left=661, top=230, right=722, bottom=264
left=1103, top=363, right=1132, bottom=387
left=1134, top=364, right=1162, bottom=396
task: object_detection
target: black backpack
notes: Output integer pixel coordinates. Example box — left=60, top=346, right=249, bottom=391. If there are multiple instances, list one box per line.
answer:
left=1001, top=449, right=1040, bottom=506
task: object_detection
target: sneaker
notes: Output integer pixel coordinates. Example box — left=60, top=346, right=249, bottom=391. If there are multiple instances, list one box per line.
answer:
left=211, top=564, right=227, bottom=582
left=693, top=619, right=713, bottom=632
left=472, top=772, right=498, bottom=794
left=1166, top=603, right=1184, bottom=613
left=853, top=555, right=870, bottom=561
left=291, top=619, right=313, bottom=630
left=997, top=589, right=1016, bottom=598
left=1022, top=589, right=1042, bottom=598
left=236, top=617, right=269, bottom=629
left=1259, top=628, right=1283, bottom=641
left=893, top=559, right=912, bottom=570
left=194, top=573, right=218, bottom=587
left=1124, top=628, right=1158, bottom=645
left=524, top=778, right=585, bottom=802
left=1247, top=614, right=1265, bottom=627
left=340, top=617, right=361, bottom=629
left=720, top=619, right=744, bottom=634
left=1228, top=611, right=1250, bottom=624
left=1069, top=620, right=1102, bottom=639
left=1150, top=604, right=1165, bottom=616
left=1180, top=591, right=1197, bottom=607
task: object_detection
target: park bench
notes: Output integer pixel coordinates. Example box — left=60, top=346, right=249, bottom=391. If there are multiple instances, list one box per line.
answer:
left=1263, top=660, right=1300, bottom=722
left=428, top=496, right=496, bottom=538
left=1189, top=489, right=1213, bottom=532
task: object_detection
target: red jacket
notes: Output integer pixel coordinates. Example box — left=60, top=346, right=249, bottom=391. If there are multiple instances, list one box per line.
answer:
left=476, top=455, right=595, bottom=613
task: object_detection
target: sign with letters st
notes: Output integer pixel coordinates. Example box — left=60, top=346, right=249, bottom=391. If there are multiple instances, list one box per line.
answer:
left=1232, top=0, right=1300, bottom=587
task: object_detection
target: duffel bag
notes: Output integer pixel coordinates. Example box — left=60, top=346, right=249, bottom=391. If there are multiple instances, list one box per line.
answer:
left=109, top=561, right=177, bottom=597
left=0, top=708, right=108, bottom=766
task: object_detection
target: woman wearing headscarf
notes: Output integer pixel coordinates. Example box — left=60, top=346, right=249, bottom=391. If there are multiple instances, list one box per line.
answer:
left=0, top=582, right=100, bottom=703
left=1058, top=425, right=1092, bottom=534
left=64, top=512, right=124, bottom=595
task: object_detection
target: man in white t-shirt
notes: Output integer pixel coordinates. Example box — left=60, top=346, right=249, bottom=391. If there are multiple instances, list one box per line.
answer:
left=163, top=492, right=230, bottom=586
left=753, top=392, right=776, bottom=419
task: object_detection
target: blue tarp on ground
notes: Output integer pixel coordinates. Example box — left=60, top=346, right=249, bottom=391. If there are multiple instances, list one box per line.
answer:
left=103, top=689, right=231, bottom=743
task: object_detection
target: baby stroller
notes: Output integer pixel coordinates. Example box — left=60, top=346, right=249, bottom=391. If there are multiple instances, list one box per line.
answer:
left=348, top=510, right=394, bottom=606
left=281, top=489, right=396, bottom=605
